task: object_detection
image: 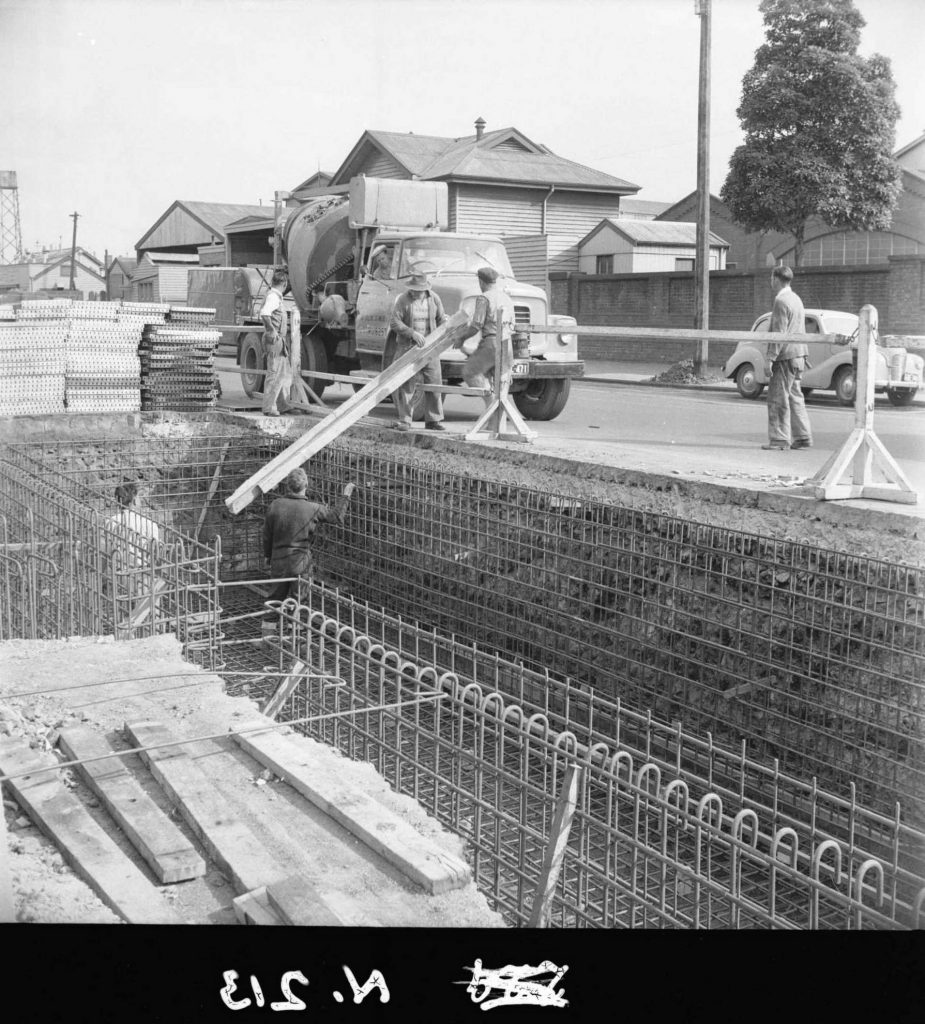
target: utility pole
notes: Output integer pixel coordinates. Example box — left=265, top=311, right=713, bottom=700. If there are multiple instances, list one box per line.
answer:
left=68, top=211, right=80, bottom=292
left=272, top=191, right=290, bottom=267
left=693, top=0, right=711, bottom=375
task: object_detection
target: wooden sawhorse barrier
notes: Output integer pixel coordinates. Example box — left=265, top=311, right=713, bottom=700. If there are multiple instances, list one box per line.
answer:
left=808, top=305, right=917, bottom=504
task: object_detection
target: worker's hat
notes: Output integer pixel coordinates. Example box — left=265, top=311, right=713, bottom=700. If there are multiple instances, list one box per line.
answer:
left=408, top=271, right=432, bottom=291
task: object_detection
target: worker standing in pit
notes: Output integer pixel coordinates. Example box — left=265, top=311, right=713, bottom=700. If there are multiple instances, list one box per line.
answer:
left=452, top=266, right=506, bottom=410
left=260, top=268, right=293, bottom=417
left=261, top=468, right=356, bottom=638
left=388, top=269, right=447, bottom=432
left=105, top=481, right=163, bottom=632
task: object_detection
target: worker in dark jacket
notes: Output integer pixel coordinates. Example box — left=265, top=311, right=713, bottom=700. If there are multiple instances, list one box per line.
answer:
left=388, top=269, right=447, bottom=432
left=261, top=467, right=355, bottom=629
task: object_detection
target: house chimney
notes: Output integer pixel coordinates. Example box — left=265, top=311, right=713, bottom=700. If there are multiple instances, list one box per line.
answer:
left=475, top=117, right=486, bottom=141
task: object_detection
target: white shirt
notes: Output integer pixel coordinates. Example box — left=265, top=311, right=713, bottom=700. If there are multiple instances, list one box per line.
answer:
left=259, top=288, right=282, bottom=319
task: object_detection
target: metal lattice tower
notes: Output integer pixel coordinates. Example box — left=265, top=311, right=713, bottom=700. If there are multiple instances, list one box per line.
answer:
left=0, top=170, right=24, bottom=264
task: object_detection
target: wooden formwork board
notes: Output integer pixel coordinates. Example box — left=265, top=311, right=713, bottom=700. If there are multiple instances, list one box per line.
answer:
left=0, top=737, right=184, bottom=924
left=58, top=725, right=206, bottom=884
left=235, top=728, right=471, bottom=896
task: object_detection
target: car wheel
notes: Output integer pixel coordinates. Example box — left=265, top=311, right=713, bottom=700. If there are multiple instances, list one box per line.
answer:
left=833, top=366, right=855, bottom=406
left=886, top=387, right=916, bottom=407
left=734, top=363, right=764, bottom=399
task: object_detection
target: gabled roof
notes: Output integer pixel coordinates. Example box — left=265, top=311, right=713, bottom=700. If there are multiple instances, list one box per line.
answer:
left=579, top=218, right=728, bottom=249
left=620, top=198, right=673, bottom=218
left=31, top=253, right=105, bottom=281
left=23, top=246, right=102, bottom=267
left=224, top=208, right=296, bottom=234
left=290, top=171, right=334, bottom=193
left=655, top=191, right=728, bottom=221
left=135, top=200, right=268, bottom=250
left=110, top=256, right=137, bottom=274
left=330, top=126, right=638, bottom=194
left=895, top=131, right=925, bottom=161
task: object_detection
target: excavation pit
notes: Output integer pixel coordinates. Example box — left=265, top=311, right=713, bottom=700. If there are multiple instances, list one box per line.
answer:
left=1, top=412, right=923, bottom=929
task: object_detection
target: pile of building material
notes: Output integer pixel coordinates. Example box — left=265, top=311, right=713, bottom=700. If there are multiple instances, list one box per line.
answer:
left=64, top=301, right=143, bottom=414
left=0, top=304, right=16, bottom=321
left=139, top=307, right=219, bottom=412
left=0, top=318, right=67, bottom=416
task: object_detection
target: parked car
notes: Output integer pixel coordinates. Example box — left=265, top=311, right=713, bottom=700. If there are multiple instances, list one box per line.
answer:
left=723, top=309, right=923, bottom=407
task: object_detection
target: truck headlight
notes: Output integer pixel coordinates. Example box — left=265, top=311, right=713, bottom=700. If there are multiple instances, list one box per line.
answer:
left=557, top=332, right=577, bottom=347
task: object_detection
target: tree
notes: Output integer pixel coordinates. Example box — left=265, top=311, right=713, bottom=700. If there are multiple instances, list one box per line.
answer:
left=721, top=0, right=901, bottom=266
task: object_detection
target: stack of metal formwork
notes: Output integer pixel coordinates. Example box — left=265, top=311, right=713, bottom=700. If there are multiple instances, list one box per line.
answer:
left=16, top=298, right=73, bottom=321
left=0, top=304, right=16, bottom=321
left=139, top=307, right=219, bottom=411
left=0, top=318, right=67, bottom=416
left=64, top=301, right=144, bottom=414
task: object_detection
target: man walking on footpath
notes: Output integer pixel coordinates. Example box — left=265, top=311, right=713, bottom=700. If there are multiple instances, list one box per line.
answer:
left=260, top=268, right=293, bottom=417
left=388, top=269, right=447, bottom=432
left=453, top=266, right=506, bottom=411
left=762, top=265, right=812, bottom=451
left=261, top=468, right=355, bottom=638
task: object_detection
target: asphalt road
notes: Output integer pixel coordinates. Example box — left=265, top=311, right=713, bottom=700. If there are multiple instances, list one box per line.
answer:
left=216, top=366, right=925, bottom=517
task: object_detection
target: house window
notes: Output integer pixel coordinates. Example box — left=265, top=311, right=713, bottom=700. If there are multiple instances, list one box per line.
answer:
left=595, top=255, right=614, bottom=274
left=675, top=258, right=695, bottom=271
left=59, top=262, right=74, bottom=277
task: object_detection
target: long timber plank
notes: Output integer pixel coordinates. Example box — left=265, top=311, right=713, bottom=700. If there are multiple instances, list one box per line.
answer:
left=58, top=726, right=206, bottom=884
left=123, top=721, right=285, bottom=896
left=0, top=738, right=184, bottom=924
left=265, top=875, right=345, bottom=926
left=232, top=887, right=284, bottom=926
left=225, top=311, right=468, bottom=514
left=235, top=729, right=471, bottom=895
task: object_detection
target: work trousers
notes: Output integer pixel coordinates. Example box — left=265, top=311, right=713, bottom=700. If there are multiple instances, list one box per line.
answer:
left=262, top=338, right=292, bottom=415
left=393, top=338, right=444, bottom=425
left=767, top=357, right=812, bottom=445
left=263, top=553, right=311, bottom=621
left=462, top=339, right=497, bottom=408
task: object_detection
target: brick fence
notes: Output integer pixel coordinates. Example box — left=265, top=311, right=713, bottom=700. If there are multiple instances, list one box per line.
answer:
left=550, top=255, right=925, bottom=364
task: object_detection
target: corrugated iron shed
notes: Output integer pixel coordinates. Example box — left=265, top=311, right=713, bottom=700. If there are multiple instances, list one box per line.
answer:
left=581, top=218, right=728, bottom=248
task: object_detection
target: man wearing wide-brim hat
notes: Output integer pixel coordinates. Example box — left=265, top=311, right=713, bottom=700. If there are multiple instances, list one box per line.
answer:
left=387, top=267, right=447, bottom=431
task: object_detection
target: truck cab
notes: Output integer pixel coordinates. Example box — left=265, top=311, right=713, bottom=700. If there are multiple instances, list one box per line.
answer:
left=277, top=176, right=582, bottom=420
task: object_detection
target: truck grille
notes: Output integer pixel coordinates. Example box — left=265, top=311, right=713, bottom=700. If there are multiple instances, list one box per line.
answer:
left=513, top=305, right=531, bottom=326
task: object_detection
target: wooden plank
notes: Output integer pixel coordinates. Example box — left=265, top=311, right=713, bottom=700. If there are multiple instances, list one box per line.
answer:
left=0, top=784, right=14, bottom=922
left=527, top=764, right=581, bottom=927
left=225, top=310, right=468, bottom=514
left=232, top=886, right=284, bottom=926
left=265, top=875, right=345, bottom=926
left=58, top=726, right=206, bottom=884
left=262, top=659, right=307, bottom=720
left=123, top=721, right=285, bottom=896
left=235, top=729, right=471, bottom=895
left=194, top=441, right=231, bottom=542
left=0, top=738, right=184, bottom=924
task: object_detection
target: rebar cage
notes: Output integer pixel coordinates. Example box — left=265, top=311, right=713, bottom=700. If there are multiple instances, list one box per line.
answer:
left=264, top=581, right=925, bottom=929
left=1, top=432, right=923, bottom=928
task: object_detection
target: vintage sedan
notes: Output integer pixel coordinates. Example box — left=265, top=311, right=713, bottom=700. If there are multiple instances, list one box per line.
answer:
left=723, top=309, right=923, bottom=407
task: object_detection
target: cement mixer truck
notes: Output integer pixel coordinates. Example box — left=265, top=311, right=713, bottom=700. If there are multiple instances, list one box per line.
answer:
left=236, top=176, right=583, bottom=420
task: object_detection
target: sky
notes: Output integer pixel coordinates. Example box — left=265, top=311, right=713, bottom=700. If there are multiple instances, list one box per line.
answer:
left=2, top=0, right=923, bottom=259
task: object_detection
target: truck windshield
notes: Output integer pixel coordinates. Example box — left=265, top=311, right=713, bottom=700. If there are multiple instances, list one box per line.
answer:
left=398, top=236, right=514, bottom=279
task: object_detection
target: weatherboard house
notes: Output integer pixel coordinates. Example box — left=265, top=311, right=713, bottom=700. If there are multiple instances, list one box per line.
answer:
left=223, top=119, right=643, bottom=291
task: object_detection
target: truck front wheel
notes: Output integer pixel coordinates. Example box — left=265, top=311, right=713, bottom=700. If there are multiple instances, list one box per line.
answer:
left=239, top=333, right=264, bottom=397
left=513, top=378, right=571, bottom=420
left=300, top=335, right=329, bottom=399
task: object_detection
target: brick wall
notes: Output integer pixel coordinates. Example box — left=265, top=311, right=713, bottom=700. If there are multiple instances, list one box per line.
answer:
left=887, top=256, right=925, bottom=334
left=552, top=261, right=919, bottom=363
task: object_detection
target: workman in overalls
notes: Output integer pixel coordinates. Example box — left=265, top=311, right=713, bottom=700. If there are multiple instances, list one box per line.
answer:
left=260, top=268, right=293, bottom=417
left=387, top=269, right=447, bottom=432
